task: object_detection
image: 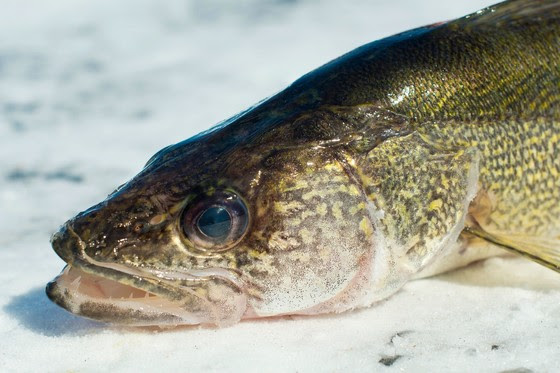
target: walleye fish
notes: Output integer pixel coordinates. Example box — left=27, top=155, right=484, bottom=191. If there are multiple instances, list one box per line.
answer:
left=47, top=0, right=560, bottom=327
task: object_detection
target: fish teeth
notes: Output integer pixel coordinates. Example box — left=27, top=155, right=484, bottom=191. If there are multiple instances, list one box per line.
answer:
left=71, top=276, right=81, bottom=286
left=70, top=276, right=81, bottom=291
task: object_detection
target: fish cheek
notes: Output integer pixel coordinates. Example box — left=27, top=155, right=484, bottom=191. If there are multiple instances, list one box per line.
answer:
left=178, top=277, right=248, bottom=327
left=243, top=156, right=373, bottom=316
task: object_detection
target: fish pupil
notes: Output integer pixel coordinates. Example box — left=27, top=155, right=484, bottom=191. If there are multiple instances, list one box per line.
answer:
left=197, top=206, right=232, bottom=239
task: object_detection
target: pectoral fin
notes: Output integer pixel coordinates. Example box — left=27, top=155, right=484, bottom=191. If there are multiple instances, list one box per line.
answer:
left=464, top=226, right=560, bottom=273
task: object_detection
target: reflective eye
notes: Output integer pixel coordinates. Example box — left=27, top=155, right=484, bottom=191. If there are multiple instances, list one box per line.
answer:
left=181, top=190, right=249, bottom=251
left=197, top=206, right=232, bottom=239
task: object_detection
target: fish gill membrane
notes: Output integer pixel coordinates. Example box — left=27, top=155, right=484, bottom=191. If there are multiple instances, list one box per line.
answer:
left=46, top=0, right=560, bottom=327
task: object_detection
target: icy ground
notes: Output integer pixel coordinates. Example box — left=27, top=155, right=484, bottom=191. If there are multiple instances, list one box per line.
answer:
left=1, top=0, right=559, bottom=372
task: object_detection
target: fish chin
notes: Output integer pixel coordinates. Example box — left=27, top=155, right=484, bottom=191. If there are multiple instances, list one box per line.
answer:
left=46, top=265, right=247, bottom=327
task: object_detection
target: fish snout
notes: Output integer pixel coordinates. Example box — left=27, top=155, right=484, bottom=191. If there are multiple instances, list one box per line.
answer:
left=50, top=222, right=84, bottom=264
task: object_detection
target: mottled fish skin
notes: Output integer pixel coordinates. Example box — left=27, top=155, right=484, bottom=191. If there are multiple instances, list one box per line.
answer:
left=47, top=0, right=560, bottom=326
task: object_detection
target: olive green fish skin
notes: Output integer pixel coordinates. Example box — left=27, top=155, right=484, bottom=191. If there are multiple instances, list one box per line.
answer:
left=48, top=0, right=560, bottom=325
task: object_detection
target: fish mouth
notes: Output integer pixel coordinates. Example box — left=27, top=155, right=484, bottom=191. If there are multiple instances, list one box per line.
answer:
left=46, top=265, right=190, bottom=325
left=46, top=223, right=247, bottom=326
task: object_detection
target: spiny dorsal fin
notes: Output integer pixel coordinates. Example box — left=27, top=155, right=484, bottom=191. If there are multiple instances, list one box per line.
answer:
left=449, top=0, right=560, bottom=28
left=464, top=226, right=560, bottom=273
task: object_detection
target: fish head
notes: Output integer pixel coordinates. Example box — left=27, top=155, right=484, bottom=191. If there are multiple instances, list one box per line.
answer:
left=47, top=106, right=375, bottom=326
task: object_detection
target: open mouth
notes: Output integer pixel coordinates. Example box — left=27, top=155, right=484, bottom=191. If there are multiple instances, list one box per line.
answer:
left=52, top=266, right=159, bottom=303
left=46, top=265, right=201, bottom=326
left=47, top=262, right=249, bottom=326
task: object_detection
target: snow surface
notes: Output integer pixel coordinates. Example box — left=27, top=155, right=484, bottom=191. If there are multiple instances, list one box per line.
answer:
left=1, top=0, right=559, bottom=372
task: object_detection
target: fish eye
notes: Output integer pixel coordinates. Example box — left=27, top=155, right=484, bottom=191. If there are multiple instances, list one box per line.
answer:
left=197, top=206, right=232, bottom=239
left=181, top=190, right=249, bottom=251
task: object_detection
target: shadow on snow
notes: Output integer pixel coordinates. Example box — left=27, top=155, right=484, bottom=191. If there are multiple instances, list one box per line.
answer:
left=3, top=286, right=105, bottom=337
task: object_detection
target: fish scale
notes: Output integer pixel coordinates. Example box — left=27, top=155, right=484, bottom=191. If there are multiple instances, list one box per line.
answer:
left=414, top=117, right=560, bottom=237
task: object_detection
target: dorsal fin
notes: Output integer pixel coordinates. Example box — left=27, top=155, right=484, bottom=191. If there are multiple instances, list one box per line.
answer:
left=449, top=0, right=560, bottom=28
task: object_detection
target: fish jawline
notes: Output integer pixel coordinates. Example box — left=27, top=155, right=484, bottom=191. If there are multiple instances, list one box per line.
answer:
left=46, top=265, right=207, bottom=326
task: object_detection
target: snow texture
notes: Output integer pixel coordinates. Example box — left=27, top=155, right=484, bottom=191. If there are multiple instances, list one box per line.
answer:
left=1, top=0, right=559, bottom=372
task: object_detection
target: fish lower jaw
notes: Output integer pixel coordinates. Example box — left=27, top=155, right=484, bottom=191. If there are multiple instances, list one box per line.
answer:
left=46, top=265, right=206, bottom=326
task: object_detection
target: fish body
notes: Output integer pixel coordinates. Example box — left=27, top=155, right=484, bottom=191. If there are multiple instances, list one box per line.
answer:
left=47, top=0, right=560, bottom=326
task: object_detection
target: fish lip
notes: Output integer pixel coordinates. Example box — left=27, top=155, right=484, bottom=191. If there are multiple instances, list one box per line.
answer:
left=45, top=278, right=72, bottom=312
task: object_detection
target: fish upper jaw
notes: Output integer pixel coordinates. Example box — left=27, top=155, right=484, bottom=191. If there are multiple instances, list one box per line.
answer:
left=47, top=223, right=248, bottom=327
left=50, top=222, right=82, bottom=264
